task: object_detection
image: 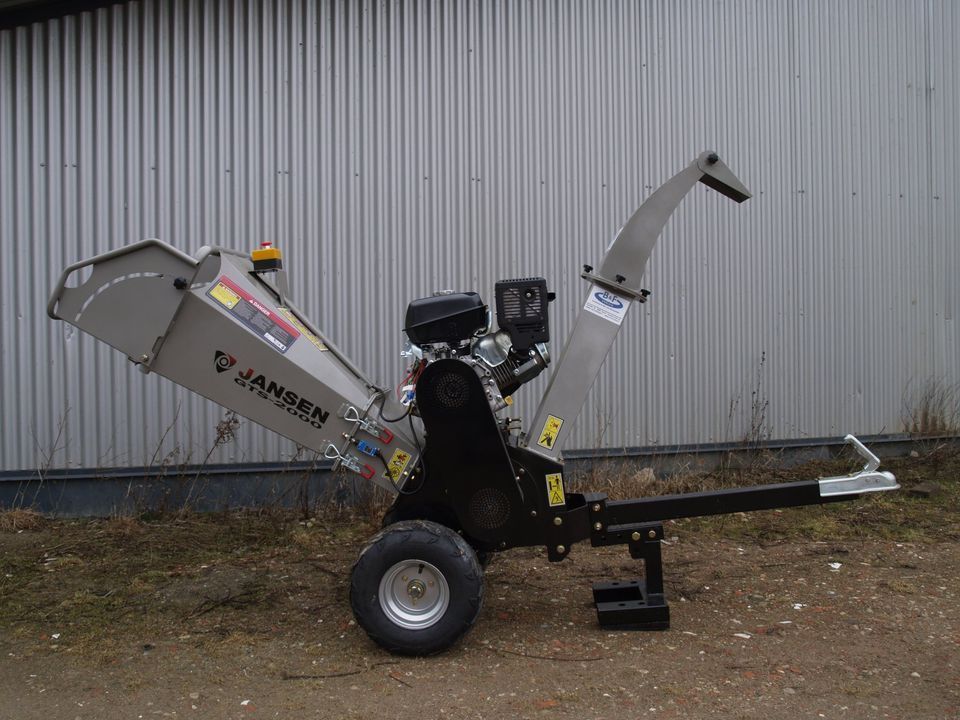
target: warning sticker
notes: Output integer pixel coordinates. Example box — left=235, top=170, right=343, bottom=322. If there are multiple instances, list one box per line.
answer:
left=583, top=285, right=630, bottom=325
left=209, top=282, right=241, bottom=309
left=278, top=307, right=328, bottom=352
left=207, top=275, right=300, bottom=354
left=545, top=472, right=566, bottom=507
left=537, top=414, right=564, bottom=449
left=386, top=448, right=412, bottom=484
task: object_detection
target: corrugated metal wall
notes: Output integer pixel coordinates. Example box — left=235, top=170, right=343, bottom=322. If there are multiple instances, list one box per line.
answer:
left=1, top=0, right=957, bottom=472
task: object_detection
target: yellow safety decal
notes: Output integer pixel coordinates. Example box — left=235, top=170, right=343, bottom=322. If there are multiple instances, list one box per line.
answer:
left=278, top=307, right=328, bottom=352
left=545, top=472, right=566, bottom=507
left=209, top=281, right=241, bottom=309
left=537, top=414, right=564, bottom=449
left=386, top=448, right=412, bottom=484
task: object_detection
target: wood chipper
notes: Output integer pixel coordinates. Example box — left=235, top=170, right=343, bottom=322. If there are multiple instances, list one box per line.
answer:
left=48, top=151, right=899, bottom=655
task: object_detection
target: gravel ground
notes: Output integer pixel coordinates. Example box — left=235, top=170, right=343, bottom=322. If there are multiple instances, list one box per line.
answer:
left=1, top=452, right=958, bottom=719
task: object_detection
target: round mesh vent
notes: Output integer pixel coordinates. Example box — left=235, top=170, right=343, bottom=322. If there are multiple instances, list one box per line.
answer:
left=467, top=487, right=511, bottom=530
left=433, top=371, right=470, bottom=409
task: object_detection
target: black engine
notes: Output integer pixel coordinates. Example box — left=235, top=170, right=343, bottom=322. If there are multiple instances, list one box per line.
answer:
left=403, top=292, right=487, bottom=347
left=402, top=278, right=553, bottom=410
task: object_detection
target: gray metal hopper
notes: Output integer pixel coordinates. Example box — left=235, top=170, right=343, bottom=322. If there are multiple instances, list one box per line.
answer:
left=48, top=241, right=420, bottom=491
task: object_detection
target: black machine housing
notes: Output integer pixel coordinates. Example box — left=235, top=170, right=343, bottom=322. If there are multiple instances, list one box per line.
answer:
left=388, top=275, right=870, bottom=630
left=404, top=292, right=487, bottom=348
left=393, top=277, right=561, bottom=553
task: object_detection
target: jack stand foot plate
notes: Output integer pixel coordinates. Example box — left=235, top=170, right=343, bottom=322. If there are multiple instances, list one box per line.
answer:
left=593, top=579, right=670, bottom=630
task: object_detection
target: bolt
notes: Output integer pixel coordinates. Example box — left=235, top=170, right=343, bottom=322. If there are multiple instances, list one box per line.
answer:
left=648, top=529, right=657, bottom=539
left=530, top=510, right=537, bottom=518
left=583, top=264, right=593, bottom=274
left=631, top=531, right=641, bottom=542
left=615, top=274, right=626, bottom=283
left=707, top=152, right=719, bottom=164
left=555, top=545, right=566, bottom=554
left=515, top=475, right=520, bottom=481
left=593, top=522, right=603, bottom=531
left=591, top=503, right=601, bottom=512
left=553, top=517, right=563, bottom=526
left=139, top=354, right=149, bottom=362
left=407, top=579, right=426, bottom=599
left=518, top=468, right=525, bottom=475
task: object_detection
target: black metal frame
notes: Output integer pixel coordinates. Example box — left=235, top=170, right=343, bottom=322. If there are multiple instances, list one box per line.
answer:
left=545, top=480, right=856, bottom=628
left=387, top=359, right=872, bottom=630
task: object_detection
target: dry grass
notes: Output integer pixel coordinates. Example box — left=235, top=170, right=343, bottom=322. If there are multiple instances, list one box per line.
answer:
left=100, top=515, right=146, bottom=538
left=902, top=377, right=960, bottom=435
left=354, top=483, right=394, bottom=524
left=0, top=507, right=370, bottom=658
left=0, top=509, right=47, bottom=532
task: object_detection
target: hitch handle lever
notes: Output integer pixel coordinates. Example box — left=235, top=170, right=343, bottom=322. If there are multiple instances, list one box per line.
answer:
left=844, top=433, right=879, bottom=472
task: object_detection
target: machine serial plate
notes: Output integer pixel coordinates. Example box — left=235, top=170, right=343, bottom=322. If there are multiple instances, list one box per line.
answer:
left=207, top=275, right=300, bottom=353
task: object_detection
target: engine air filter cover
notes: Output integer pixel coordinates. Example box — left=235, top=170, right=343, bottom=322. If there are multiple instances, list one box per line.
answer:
left=495, top=277, right=550, bottom=352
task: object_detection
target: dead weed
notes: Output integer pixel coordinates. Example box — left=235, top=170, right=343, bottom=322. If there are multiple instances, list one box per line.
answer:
left=0, top=509, right=47, bottom=532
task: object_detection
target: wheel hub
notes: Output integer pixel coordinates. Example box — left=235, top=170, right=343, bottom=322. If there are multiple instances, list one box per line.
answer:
left=406, top=579, right=426, bottom=599
left=378, top=559, right=450, bottom=630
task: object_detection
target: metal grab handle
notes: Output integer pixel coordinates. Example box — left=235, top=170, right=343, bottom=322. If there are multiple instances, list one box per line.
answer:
left=323, top=444, right=345, bottom=461
left=340, top=404, right=396, bottom=444
left=323, top=442, right=374, bottom=480
left=342, top=406, right=364, bottom=425
left=47, top=238, right=196, bottom=319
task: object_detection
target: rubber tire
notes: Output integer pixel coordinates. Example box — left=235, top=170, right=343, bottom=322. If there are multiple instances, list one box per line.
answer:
left=350, top=520, right=484, bottom=656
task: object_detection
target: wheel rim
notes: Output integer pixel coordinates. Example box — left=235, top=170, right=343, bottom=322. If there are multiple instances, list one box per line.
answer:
left=378, top=559, right=450, bottom=630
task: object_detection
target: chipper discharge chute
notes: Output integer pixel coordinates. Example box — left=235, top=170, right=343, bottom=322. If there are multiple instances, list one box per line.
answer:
left=49, top=151, right=899, bottom=656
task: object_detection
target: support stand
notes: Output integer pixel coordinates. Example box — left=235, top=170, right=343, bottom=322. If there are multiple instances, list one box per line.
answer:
left=592, top=522, right=670, bottom=630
